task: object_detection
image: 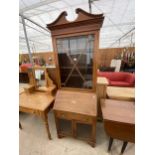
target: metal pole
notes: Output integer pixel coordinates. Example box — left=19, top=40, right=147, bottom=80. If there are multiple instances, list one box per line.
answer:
left=19, top=13, right=50, bottom=33
left=19, top=21, right=50, bottom=37
left=109, top=27, right=135, bottom=47
left=21, top=15, right=34, bottom=65
left=20, top=0, right=59, bottom=13
left=88, top=0, right=92, bottom=13
left=19, top=36, right=50, bottom=46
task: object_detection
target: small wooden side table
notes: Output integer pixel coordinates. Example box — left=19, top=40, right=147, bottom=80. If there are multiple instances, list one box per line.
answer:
left=100, top=99, right=135, bottom=154
left=53, top=90, right=97, bottom=147
left=19, top=91, right=54, bottom=140
left=106, top=86, right=135, bottom=101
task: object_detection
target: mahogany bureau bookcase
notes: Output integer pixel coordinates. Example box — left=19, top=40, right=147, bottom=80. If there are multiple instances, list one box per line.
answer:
left=53, top=90, right=97, bottom=147
left=46, top=8, right=104, bottom=147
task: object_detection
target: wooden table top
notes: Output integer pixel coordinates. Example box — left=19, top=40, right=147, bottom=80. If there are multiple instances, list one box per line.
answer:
left=19, top=83, right=30, bottom=94
left=53, top=90, right=97, bottom=117
left=101, top=99, right=135, bottom=124
left=19, top=92, right=54, bottom=111
left=107, top=86, right=135, bottom=101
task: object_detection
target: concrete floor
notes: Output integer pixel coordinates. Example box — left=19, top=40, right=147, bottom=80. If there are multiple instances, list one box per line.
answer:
left=19, top=112, right=134, bottom=155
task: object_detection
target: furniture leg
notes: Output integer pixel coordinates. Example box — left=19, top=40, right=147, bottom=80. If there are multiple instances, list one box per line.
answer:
left=54, top=115, right=64, bottom=138
left=19, top=122, right=22, bottom=129
left=72, top=121, right=77, bottom=138
left=42, top=112, right=51, bottom=140
left=96, top=78, right=108, bottom=119
left=121, top=141, right=128, bottom=154
left=91, top=121, right=96, bottom=147
left=54, top=114, right=61, bottom=138
left=108, top=137, right=113, bottom=152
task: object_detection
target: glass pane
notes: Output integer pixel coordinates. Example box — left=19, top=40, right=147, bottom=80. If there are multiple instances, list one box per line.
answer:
left=34, top=69, right=46, bottom=87
left=76, top=123, right=92, bottom=139
left=57, top=34, right=94, bottom=89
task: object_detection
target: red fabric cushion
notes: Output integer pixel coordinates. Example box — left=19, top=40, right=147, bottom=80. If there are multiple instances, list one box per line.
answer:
left=97, top=71, right=135, bottom=87
left=125, top=73, right=135, bottom=86
left=110, top=81, right=131, bottom=87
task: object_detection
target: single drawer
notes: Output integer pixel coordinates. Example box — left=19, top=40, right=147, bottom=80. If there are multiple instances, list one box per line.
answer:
left=77, top=115, right=94, bottom=124
left=55, top=111, right=70, bottom=119
left=54, top=111, right=95, bottom=124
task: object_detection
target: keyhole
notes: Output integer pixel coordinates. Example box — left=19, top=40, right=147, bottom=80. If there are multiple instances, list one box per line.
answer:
left=73, top=58, right=77, bottom=61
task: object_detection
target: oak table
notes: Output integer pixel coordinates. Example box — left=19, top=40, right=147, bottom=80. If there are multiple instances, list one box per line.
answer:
left=19, top=91, right=54, bottom=140
left=53, top=90, right=97, bottom=147
left=100, top=99, right=135, bottom=154
left=106, top=86, right=135, bottom=101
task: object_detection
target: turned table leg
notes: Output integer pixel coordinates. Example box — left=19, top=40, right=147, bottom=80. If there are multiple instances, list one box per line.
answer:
left=108, top=137, right=113, bottom=152
left=42, top=112, right=51, bottom=140
left=121, top=141, right=128, bottom=154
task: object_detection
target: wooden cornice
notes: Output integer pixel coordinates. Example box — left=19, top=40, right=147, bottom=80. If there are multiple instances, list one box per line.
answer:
left=75, top=8, right=103, bottom=19
left=47, top=8, right=104, bottom=34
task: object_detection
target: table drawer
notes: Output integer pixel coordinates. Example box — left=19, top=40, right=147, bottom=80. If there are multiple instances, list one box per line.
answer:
left=54, top=111, right=94, bottom=124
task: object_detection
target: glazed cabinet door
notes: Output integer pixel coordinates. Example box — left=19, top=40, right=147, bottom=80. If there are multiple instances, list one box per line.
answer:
left=56, top=34, right=95, bottom=89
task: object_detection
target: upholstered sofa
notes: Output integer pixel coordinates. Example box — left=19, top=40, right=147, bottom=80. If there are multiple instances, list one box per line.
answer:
left=97, top=71, right=135, bottom=87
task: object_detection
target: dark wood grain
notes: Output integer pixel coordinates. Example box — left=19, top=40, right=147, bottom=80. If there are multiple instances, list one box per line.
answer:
left=47, top=8, right=104, bottom=36
left=101, top=99, right=135, bottom=124
left=54, top=90, right=97, bottom=116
